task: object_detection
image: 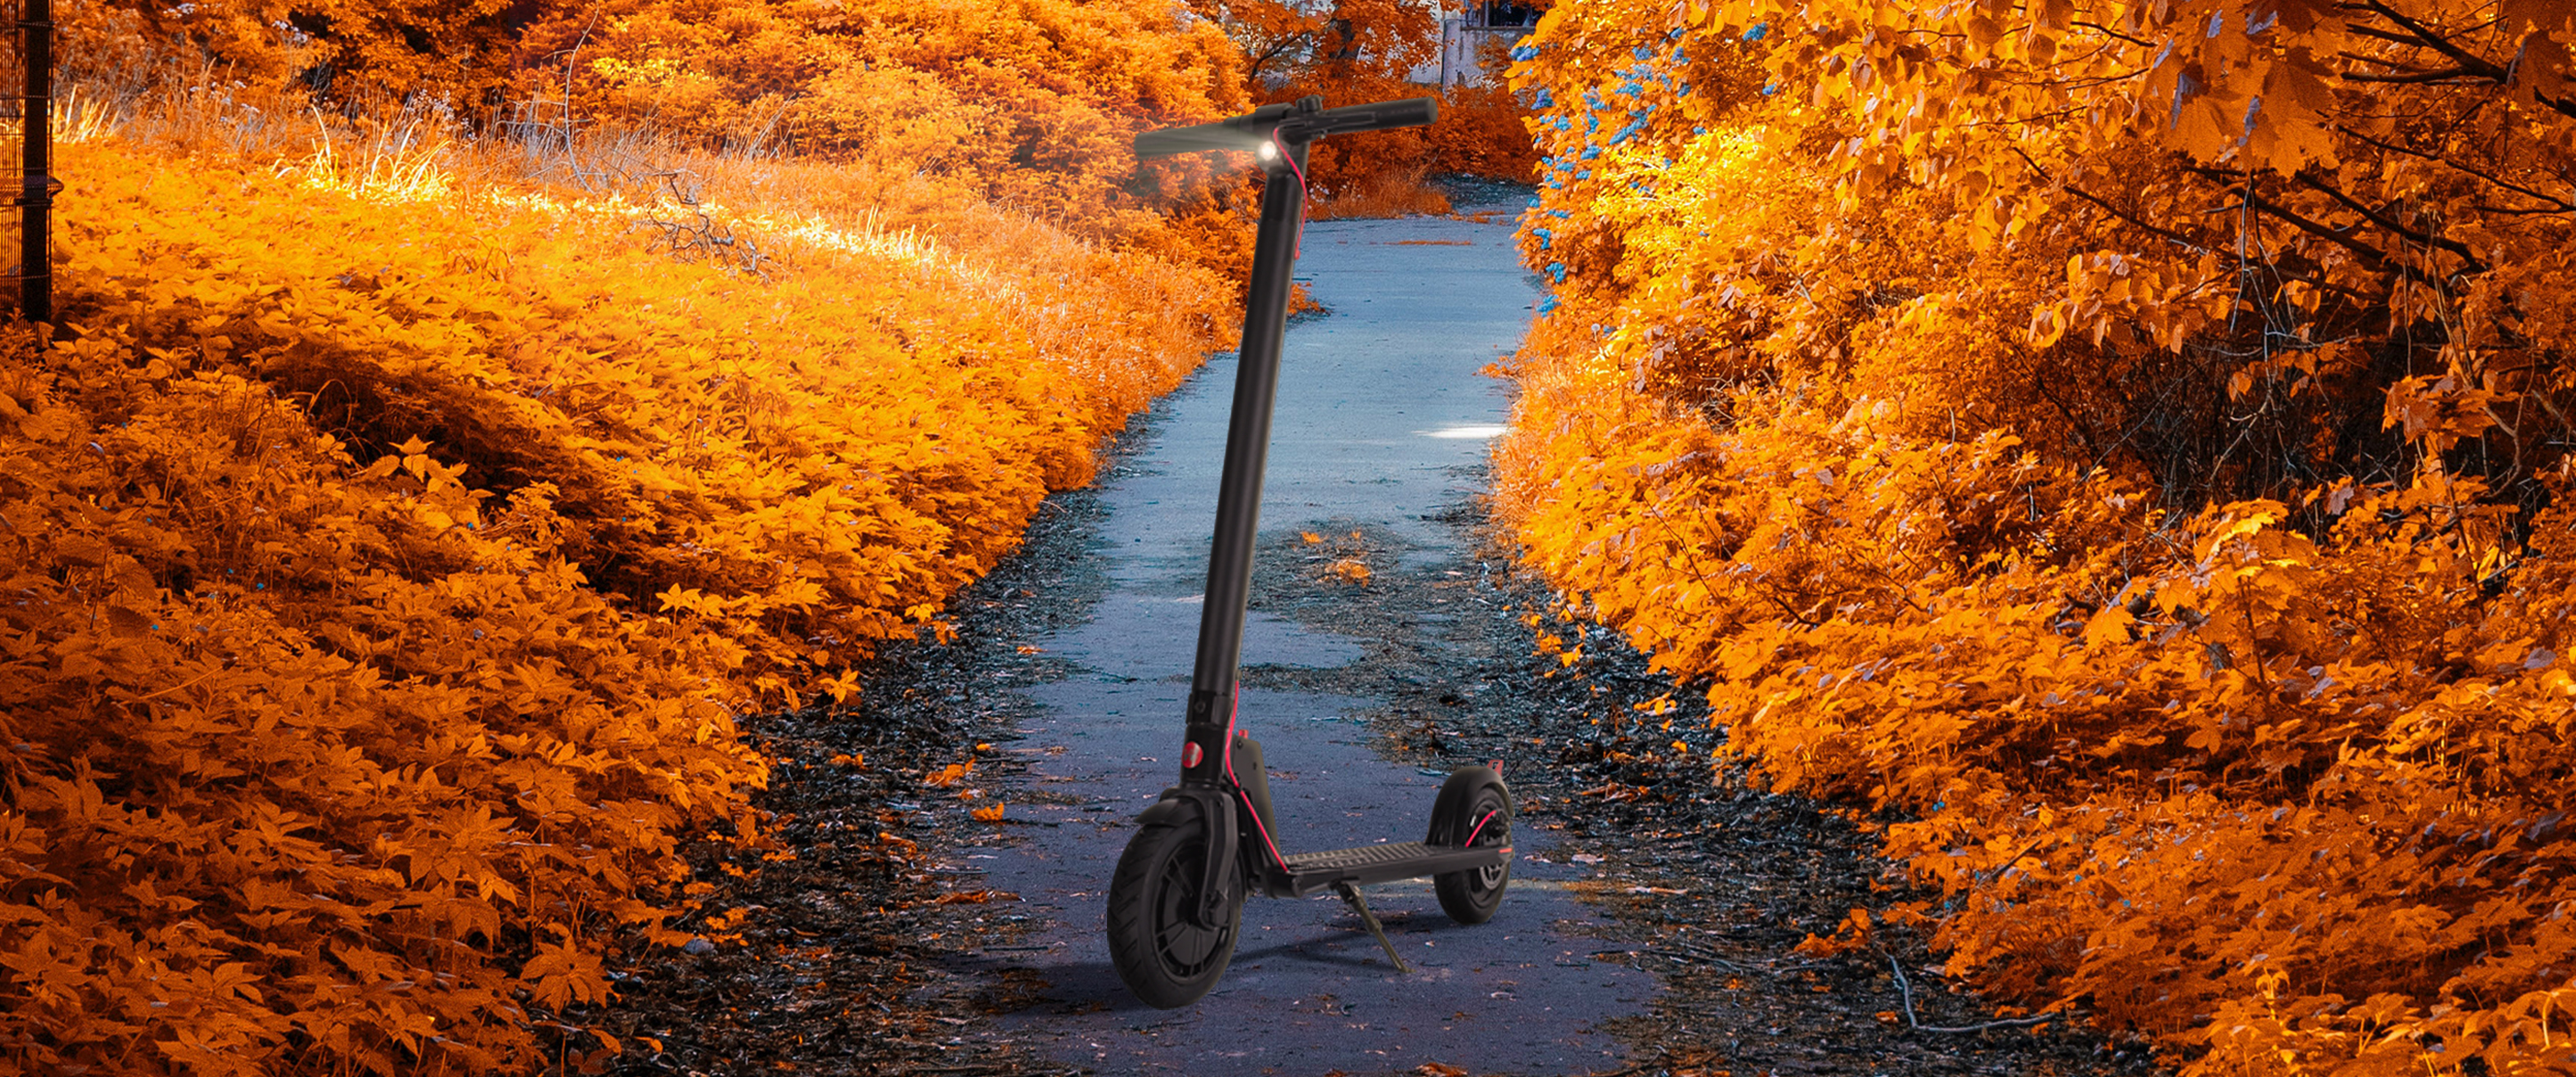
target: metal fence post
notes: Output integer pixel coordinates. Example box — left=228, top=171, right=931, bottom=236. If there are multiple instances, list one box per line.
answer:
left=18, top=0, right=50, bottom=325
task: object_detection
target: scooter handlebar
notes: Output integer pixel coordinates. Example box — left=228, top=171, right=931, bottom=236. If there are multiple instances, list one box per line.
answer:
left=1134, top=97, right=1439, bottom=160
left=1288, top=97, right=1439, bottom=141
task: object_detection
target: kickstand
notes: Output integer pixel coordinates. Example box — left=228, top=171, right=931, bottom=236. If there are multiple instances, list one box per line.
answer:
left=1333, top=882, right=1411, bottom=973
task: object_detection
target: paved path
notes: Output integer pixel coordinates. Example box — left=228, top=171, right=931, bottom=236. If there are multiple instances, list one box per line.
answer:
left=968, top=208, right=1659, bottom=1076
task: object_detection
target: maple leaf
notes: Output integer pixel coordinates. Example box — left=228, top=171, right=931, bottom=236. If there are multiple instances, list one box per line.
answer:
left=2082, top=606, right=2137, bottom=650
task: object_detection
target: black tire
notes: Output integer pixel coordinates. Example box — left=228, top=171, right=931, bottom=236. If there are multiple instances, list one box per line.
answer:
left=1105, top=817, right=1241, bottom=1008
left=1426, top=766, right=1512, bottom=925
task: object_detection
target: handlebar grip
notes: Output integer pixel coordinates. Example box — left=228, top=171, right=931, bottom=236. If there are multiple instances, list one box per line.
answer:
left=1136, top=120, right=1264, bottom=160
left=1314, top=96, right=1440, bottom=136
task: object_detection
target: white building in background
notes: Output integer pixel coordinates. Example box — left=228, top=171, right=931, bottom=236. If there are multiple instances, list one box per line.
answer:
left=1413, top=1, right=1543, bottom=86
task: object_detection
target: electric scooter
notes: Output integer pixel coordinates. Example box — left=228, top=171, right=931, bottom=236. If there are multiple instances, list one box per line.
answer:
left=1104, top=96, right=1515, bottom=1009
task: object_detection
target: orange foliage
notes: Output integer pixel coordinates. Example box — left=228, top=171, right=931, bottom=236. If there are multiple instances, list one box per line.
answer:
left=63, top=0, right=531, bottom=111
left=1426, top=80, right=1542, bottom=180
left=0, top=44, right=1224, bottom=1070
left=0, top=299, right=759, bottom=1072
left=507, top=0, right=1250, bottom=225
left=66, top=0, right=1252, bottom=245
left=1185, top=0, right=1541, bottom=214
left=1501, top=1, right=2576, bottom=1073
left=1234, top=0, right=1450, bottom=213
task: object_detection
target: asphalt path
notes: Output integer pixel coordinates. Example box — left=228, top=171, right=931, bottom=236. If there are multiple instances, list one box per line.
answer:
left=970, top=206, right=1659, bottom=1076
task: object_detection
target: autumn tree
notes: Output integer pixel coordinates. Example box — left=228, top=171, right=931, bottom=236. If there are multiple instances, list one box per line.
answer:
left=1498, top=1, right=2576, bottom=1073
left=1181, top=0, right=1543, bottom=209
left=62, top=0, right=536, bottom=118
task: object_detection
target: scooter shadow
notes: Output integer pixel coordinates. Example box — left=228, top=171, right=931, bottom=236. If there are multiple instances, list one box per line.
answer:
left=1233, top=936, right=1414, bottom=969
left=1013, top=933, right=1450, bottom=1016
left=1021, top=959, right=1165, bottom=1015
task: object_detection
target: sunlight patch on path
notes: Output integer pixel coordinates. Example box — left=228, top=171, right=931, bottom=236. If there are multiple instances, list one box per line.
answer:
left=1419, top=423, right=1510, bottom=440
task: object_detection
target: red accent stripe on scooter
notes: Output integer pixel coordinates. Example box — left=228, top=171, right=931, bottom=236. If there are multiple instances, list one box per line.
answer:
left=1236, top=787, right=1290, bottom=871
left=1464, top=810, right=1497, bottom=848
left=1271, top=127, right=1308, bottom=259
left=1222, top=684, right=1291, bottom=870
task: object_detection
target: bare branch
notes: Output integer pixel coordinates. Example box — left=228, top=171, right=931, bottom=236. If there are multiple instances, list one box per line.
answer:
left=2073, top=21, right=2154, bottom=48
left=2183, top=165, right=2401, bottom=274
left=2293, top=171, right=2488, bottom=272
left=1887, top=954, right=2070, bottom=1034
left=2015, top=147, right=2214, bottom=252
left=2355, top=2, right=2507, bottom=78
left=2331, top=123, right=2576, bottom=213
left=2341, top=68, right=2490, bottom=84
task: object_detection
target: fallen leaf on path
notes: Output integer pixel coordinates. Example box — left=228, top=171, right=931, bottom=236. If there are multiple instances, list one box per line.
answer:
left=932, top=890, right=1019, bottom=905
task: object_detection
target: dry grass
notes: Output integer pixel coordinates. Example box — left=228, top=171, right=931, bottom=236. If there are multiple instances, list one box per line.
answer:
left=1310, top=166, right=1456, bottom=219
left=49, top=57, right=1226, bottom=423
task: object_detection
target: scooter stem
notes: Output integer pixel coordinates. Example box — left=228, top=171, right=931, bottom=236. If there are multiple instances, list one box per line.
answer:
left=1179, top=128, right=1312, bottom=787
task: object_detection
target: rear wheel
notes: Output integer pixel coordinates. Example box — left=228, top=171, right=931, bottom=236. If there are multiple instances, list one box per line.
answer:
left=1105, top=816, right=1241, bottom=1008
left=1427, top=766, right=1512, bottom=925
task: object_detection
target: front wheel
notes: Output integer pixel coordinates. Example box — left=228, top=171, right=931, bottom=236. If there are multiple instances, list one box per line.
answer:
left=1105, top=817, right=1241, bottom=1008
left=1427, top=766, right=1512, bottom=925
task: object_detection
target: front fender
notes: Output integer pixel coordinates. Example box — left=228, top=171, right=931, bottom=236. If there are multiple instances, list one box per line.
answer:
left=1136, top=785, right=1239, bottom=928
left=1135, top=790, right=1202, bottom=830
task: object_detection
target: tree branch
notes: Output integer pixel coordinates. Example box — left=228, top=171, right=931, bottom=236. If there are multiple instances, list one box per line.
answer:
left=2018, top=147, right=2212, bottom=252
left=2331, top=122, right=2576, bottom=213
left=2065, top=182, right=2214, bottom=251
left=2293, top=171, right=2488, bottom=272
left=2355, top=1, right=2507, bottom=79
left=2335, top=48, right=2461, bottom=74
left=2341, top=68, right=2489, bottom=84
left=2183, top=165, right=2400, bottom=274
left=2073, top=20, right=2154, bottom=48
left=2348, top=3, right=2575, bottom=119
left=1887, top=954, right=2069, bottom=1034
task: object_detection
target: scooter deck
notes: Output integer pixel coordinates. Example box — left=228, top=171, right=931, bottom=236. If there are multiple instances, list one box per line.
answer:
left=1280, top=841, right=1511, bottom=897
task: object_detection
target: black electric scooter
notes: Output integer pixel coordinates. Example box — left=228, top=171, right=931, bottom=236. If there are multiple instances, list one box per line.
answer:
left=1104, top=96, right=1515, bottom=1009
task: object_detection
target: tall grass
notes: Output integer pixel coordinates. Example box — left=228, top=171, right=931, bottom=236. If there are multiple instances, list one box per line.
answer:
left=48, top=52, right=1226, bottom=417
left=1309, top=165, right=1456, bottom=219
